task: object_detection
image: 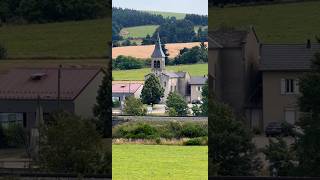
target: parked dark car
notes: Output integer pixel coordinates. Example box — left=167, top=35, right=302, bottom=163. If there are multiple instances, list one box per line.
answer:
left=191, top=100, right=203, bottom=104
left=265, top=122, right=298, bottom=137
left=265, top=122, right=282, bottom=137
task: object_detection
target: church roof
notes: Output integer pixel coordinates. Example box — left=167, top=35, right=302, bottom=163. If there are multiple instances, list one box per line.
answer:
left=190, top=76, right=207, bottom=85
left=151, top=34, right=165, bottom=58
left=162, top=72, right=180, bottom=78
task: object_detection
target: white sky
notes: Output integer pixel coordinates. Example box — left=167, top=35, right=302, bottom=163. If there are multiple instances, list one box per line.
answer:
left=113, top=0, right=208, bottom=15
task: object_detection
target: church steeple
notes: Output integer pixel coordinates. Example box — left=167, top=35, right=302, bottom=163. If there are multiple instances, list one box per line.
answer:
left=151, top=33, right=165, bottom=76
left=151, top=33, right=165, bottom=58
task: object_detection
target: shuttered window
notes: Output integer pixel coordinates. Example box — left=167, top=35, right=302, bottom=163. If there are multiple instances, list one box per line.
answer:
left=281, top=78, right=299, bottom=95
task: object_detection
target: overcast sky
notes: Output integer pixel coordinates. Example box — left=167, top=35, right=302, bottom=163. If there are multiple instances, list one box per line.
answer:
left=113, top=0, right=208, bottom=15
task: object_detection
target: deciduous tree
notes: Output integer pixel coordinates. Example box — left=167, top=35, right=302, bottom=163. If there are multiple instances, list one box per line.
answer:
left=166, top=92, right=189, bottom=116
left=141, top=74, right=164, bottom=105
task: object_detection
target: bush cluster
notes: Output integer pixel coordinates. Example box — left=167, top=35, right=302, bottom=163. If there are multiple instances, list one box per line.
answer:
left=112, top=55, right=149, bottom=70
left=184, top=137, right=208, bottom=146
left=113, top=121, right=208, bottom=140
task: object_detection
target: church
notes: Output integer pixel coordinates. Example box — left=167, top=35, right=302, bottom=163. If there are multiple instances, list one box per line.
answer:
left=145, top=35, right=207, bottom=103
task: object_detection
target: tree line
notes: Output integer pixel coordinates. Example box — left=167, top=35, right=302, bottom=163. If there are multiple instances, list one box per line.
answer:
left=0, top=0, right=111, bottom=24
left=112, top=7, right=208, bottom=42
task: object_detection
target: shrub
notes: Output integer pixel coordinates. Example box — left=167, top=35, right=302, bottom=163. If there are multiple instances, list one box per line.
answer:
left=123, top=96, right=146, bottom=116
left=166, top=92, right=189, bottom=116
left=116, top=123, right=159, bottom=139
left=184, top=137, right=207, bottom=146
left=191, top=105, right=201, bottom=116
left=112, top=100, right=121, bottom=108
left=112, top=55, right=145, bottom=70
left=168, top=108, right=178, bottom=116
left=0, top=43, right=7, bottom=59
left=113, top=121, right=208, bottom=139
left=179, top=123, right=207, bottom=138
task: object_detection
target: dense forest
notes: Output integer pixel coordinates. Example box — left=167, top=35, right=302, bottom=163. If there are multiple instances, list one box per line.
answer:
left=0, top=0, right=111, bottom=23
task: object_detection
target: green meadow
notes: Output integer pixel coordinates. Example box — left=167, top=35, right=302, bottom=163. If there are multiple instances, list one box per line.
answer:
left=209, top=1, right=320, bottom=43
left=147, top=11, right=186, bottom=19
left=112, top=63, right=207, bottom=80
left=0, top=18, right=111, bottom=58
left=120, top=25, right=159, bottom=39
left=112, top=145, right=208, bottom=180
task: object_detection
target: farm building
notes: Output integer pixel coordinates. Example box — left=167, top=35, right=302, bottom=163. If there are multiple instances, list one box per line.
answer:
left=0, top=67, right=104, bottom=129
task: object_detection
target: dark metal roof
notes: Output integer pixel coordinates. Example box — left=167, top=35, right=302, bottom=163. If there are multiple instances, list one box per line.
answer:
left=260, top=44, right=320, bottom=71
left=208, top=29, right=248, bottom=48
left=0, top=67, right=102, bottom=100
left=189, top=76, right=207, bottom=85
left=151, top=34, right=165, bottom=58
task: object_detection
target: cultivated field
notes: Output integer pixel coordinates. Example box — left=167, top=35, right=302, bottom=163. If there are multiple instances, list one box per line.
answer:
left=113, top=63, right=207, bottom=80
left=112, top=42, right=208, bottom=59
left=0, top=18, right=111, bottom=58
left=120, top=25, right=159, bottom=39
left=209, top=1, right=320, bottom=43
left=112, top=145, right=208, bottom=180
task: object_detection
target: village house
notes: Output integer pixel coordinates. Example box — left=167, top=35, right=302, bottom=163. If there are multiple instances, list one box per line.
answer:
left=208, top=26, right=261, bottom=127
left=145, top=34, right=207, bottom=102
left=112, top=83, right=143, bottom=102
left=260, top=42, right=320, bottom=129
left=0, top=67, right=104, bottom=129
left=209, top=27, right=320, bottom=130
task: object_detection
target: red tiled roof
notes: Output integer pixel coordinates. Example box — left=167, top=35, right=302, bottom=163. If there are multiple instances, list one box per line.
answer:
left=112, top=83, right=143, bottom=93
left=0, top=68, right=102, bottom=100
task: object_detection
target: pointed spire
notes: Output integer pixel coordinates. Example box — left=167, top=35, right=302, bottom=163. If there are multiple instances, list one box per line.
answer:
left=157, top=33, right=161, bottom=45
left=151, top=33, right=165, bottom=58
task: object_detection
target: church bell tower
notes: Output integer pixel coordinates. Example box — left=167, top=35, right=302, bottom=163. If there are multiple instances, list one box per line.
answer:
left=151, top=34, right=165, bottom=76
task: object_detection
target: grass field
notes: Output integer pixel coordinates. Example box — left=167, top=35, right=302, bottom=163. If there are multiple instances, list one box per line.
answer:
left=0, top=18, right=111, bottom=58
left=147, top=11, right=186, bottom=19
left=0, top=59, right=108, bottom=74
left=112, top=145, right=208, bottom=180
left=209, top=1, right=320, bottom=43
left=112, top=63, right=207, bottom=80
left=120, top=25, right=159, bottom=39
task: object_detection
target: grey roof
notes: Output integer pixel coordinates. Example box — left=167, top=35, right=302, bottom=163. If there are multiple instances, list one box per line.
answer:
left=208, top=29, right=248, bottom=48
left=189, top=76, right=207, bottom=85
left=260, top=44, right=320, bottom=71
left=175, top=72, right=186, bottom=78
left=163, top=72, right=180, bottom=78
left=151, top=34, right=165, bottom=58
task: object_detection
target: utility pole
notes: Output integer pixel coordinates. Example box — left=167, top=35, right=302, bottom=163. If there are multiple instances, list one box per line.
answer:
left=57, top=65, right=62, bottom=109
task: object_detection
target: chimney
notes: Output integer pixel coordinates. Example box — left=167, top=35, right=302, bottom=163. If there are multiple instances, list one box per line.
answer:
left=307, top=39, right=311, bottom=49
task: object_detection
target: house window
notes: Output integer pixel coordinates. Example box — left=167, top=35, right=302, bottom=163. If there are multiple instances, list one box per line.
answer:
left=0, top=113, right=24, bottom=127
left=286, top=79, right=294, bottom=93
left=281, top=79, right=299, bottom=94
left=197, top=86, right=202, bottom=92
left=164, top=81, right=166, bottom=87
